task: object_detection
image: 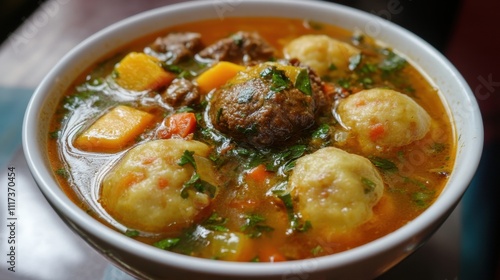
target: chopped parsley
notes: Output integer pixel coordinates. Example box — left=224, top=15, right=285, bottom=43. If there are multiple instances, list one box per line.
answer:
left=178, top=150, right=196, bottom=169
left=379, top=49, right=406, bottom=73
left=312, top=124, right=330, bottom=140
left=361, top=177, right=376, bottom=194
left=266, top=145, right=307, bottom=173
left=241, top=214, right=274, bottom=238
left=180, top=173, right=216, bottom=199
left=55, top=168, right=69, bottom=179
left=369, top=156, right=398, bottom=172
left=124, top=229, right=140, bottom=238
left=203, top=212, right=229, bottom=232
left=154, top=238, right=180, bottom=250
left=295, top=69, right=312, bottom=95
left=260, top=66, right=291, bottom=92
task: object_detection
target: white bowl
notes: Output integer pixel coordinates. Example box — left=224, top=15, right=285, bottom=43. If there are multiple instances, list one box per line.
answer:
left=22, top=0, right=483, bottom=279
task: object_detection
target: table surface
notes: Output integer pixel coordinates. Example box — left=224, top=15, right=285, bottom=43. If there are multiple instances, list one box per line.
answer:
left=0, top=0, right=462, bottom=279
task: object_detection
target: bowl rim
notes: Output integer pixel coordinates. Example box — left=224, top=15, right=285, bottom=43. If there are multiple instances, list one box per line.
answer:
left=22, top=0, right=484, bottom=277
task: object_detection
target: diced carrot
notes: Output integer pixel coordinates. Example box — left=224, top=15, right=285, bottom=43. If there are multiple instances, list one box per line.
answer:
left=157, top=177, right=169, bottom=190
left=246, top=164, right=270, bottom=184
left=159, top=112, right=197, bottom=139
left=322, top=82, right=336, bottom=97
left=114, top=52, right=175, bottom=91
left=258, top=246, right=287, bottom=262
left=74, top=105, right=154, bottom=153
left=195, top=61, right=246, bottom=93
left=369, top=123, right=385, bottom=141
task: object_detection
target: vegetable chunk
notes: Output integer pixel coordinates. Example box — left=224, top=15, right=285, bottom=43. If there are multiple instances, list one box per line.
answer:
left=74, top=105, right=154, bottom=152
left=195, top=61, right=246, bottom=93
left=114, top=52, right=175, bottom=91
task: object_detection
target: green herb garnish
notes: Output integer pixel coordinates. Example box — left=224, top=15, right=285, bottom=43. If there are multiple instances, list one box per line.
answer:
left=178, top=150, right=196, bottom=169
left=124, top=229, right=140, bottom=237
left=241, top=214, right=274, bottom=238
left=379, top=49, right=406, bottom=73
left=55, top=168, right=69, bottom=178
left=154, top=238, right=180, bottom=250
left=260, top=66, right=291, bottom=92
left=204, top=212, right=229, bottom=232
left=295, top=69, right=312, bottom=95
left=361, top=177, right=376, bottom=194
left=369, top=156, right=398, bottom=172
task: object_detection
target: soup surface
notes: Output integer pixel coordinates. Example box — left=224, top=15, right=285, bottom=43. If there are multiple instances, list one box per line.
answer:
left=48, top=17, right=455, bottom=262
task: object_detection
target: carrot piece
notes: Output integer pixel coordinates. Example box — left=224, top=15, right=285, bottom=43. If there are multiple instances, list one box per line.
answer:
left=195, top=61, right=246, bottom=94
left=258, top=246, right=287, bottom=262
left=322, top=82, right=336, bottom=97
left=114, top=52, right=175, bottom=91
left=74, top=105, right=154, bottom=152
left=159, top=112, right=197, bottom=139
left=369, top=123, right=385, bottom=141
left=246, top=164, right=270, bottom=184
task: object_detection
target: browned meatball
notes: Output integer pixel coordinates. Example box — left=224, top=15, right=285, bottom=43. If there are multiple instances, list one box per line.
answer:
left=197, top=31, right=276, bottom=65
left=208, top=62, right=325, bottom=147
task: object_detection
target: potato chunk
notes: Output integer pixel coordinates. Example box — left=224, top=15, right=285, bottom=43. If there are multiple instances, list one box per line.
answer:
left=114, top=52, right=175, bottom=91
left=74, top=105, right=154, bottom=153
left=283, top=34, right=360, bottom=76
left=200, top=231, right=253, bottom=261
left=288, top=147, right=384, bottom=236
left=100, top=139, right=213, bottom=233
left=337, top=88, right=431, bottom=154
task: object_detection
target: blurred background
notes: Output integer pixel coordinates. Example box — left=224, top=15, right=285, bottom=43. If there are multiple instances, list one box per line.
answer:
left=0, top=0, right=498, bottom=279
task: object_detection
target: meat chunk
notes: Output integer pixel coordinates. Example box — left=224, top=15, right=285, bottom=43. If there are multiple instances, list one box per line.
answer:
left=198, top=31, right=276, bottom=65
left=161, top=78, right=200, bottom=107
left=149, top=32, right=203, bottom=63
left=208, top=61, right=325, bottom=148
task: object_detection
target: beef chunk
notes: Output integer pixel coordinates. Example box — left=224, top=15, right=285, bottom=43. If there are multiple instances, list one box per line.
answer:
left=150, top=32, right=203, bottom=63
left=208, top=62, right=325, bottom=148
left=197, top=31, right=276, bottom=65
left=161, top=78, right=200, bottom=107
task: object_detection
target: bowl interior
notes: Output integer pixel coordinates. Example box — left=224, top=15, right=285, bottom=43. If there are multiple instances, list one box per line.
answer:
left=22, top=0, right=483, bottom=278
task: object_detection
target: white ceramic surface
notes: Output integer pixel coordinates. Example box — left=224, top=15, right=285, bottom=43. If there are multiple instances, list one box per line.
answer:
left=22, top=1, right=483, bottom=279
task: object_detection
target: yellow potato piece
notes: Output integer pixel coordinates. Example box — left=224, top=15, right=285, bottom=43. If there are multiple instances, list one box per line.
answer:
left=195, top=61, right=246, bottom=94
left=114, top=52, right=175, bottom=91
left=74, top=105, right=154, bottom=152
left=201, top=232, right=254, bottom=261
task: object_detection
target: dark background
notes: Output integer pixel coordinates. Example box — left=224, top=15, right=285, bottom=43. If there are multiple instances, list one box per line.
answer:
left=1, top=0, right=498, bottom=279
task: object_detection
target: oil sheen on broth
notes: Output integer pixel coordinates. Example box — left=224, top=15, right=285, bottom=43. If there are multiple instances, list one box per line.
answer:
left=47, top=17, right=455, bottom=262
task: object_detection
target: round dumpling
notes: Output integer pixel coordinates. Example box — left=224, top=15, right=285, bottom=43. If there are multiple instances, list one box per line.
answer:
left=283, top=34, right=360, bottom=76
left=288, top=147, right=384, bottom=235
left=337, top=88, right=431, bottom=154
left=101, top=139, right=213, bottom=233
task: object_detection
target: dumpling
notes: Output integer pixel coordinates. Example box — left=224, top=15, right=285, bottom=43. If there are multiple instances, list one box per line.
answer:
left=336, top=88, right=431, bottom=154
left=100, top=139, right=213, bottom=233
left=288, top=147, right=384, bottom=235
left=283, top=34, right=360, bottom=76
